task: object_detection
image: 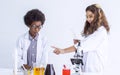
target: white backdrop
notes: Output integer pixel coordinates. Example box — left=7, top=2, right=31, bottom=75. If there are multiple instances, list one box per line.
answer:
left=0, top=0, right=120, bottom=75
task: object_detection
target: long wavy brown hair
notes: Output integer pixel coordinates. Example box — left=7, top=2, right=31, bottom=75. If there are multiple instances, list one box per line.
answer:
left=82, top=4, right=110, bottom=36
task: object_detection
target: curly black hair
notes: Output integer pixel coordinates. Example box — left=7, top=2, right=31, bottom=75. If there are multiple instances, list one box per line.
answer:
left=24, top=9, right=45, bottom=27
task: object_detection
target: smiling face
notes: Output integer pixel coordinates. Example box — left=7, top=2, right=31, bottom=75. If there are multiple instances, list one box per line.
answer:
left=29, top=21, right=42, bottom=38
left=86, top=10, right=95, bottom=24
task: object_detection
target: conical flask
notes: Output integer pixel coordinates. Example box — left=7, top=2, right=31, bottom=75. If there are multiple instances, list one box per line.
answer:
left=45, top=64, right=55, bottom=75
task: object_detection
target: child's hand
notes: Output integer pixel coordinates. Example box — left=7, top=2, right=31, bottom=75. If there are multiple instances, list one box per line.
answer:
left=52, top=46, right=64, bottom=55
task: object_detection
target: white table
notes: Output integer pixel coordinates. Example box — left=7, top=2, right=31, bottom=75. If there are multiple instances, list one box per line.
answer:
left=0, top=68, right=13, bottom=75
left=0, top=68, right=34, bottom=75
left=0, top=68, right=25, bottom=75
left=0, top=68, right=112, bottom=75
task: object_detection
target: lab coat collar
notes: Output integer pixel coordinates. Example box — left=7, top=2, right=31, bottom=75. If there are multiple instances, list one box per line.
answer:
left=29, top=33, right=39, bottom=41
left=24, top=32, right=40, bottom=39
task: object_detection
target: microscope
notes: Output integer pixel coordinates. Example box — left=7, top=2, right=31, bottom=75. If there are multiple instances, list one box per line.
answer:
left=70, top=42, right=83, bottom=75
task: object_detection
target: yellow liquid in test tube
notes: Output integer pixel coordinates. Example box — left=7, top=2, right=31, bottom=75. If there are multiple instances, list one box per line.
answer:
left=27, top=70, right=31, bottom=75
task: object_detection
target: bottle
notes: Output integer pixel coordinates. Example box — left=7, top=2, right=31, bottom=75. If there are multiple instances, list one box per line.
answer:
left=44, top=64, right=55, bottom=75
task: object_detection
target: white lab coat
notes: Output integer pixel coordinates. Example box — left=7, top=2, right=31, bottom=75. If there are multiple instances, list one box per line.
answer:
left=74, top=26, right=108, bottom=72
left=16, top=31, right=50, bottom=69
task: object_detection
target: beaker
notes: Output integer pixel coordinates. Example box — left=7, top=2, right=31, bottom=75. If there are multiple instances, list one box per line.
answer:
left=33, top=63, right=45, bottom=75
